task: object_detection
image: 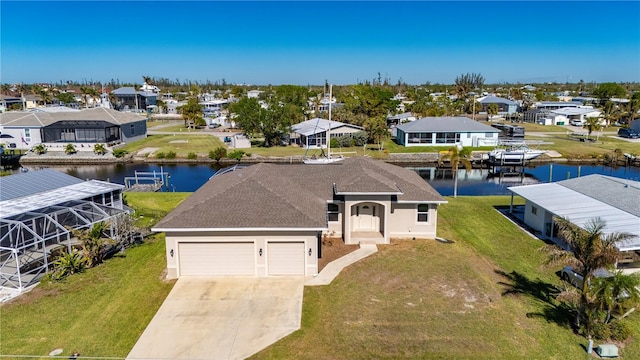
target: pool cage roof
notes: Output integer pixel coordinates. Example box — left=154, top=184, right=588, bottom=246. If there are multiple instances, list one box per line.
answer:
left=0, top=179, right=126, bottom=298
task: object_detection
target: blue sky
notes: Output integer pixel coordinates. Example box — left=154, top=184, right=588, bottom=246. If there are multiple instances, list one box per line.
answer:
left=1, top=1, right=639, bottom=85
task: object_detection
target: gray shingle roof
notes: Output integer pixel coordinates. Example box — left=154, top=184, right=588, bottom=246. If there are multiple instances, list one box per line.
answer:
left=0, top=168, right=84, bottom=201
left=396, top=117, right=499, bottom=133
left=155, top=157, right=446, bottom=230
left=0, top=108, right=146, bottom=127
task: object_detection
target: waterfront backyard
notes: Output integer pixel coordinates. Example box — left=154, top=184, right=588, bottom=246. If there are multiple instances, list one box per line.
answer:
left=2, top=194, right=639, bottom=359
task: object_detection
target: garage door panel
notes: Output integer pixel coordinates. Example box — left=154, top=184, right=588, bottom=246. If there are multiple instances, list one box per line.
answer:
left=180, top=242, right=254, bottom=276
left=268, top=242, right=305, bottom=276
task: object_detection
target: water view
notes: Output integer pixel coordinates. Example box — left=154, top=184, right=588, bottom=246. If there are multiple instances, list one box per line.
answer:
left=24, top=162, right=640, bottom=197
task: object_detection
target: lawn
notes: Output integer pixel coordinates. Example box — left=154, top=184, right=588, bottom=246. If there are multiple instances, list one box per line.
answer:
left=119, top=134, right=226, bottom=157
left=0, top=193, right=190, bottom=359
left=527, top=132, right=639, bottom=159
left=252, top=196, right=640, bottom=359
left=4, top=195, right=638, bottom=359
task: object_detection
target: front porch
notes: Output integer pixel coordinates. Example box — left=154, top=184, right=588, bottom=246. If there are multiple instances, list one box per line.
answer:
left=350, top=231, right=385, bottom=244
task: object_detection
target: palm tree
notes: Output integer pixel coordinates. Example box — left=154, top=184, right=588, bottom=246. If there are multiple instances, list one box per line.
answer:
left=438, top=146, right=472, bottom=198
left=590, top=271, right=640, bottom=323
left=543, top=217, right=633, bottom=333
left=582, top=117, right=603, bottom=139
left=487, top=103, right=499, bottom=121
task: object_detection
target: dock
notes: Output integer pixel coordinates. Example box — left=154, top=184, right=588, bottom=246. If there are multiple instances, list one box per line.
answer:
left=124, top=167, right=170, bottom=192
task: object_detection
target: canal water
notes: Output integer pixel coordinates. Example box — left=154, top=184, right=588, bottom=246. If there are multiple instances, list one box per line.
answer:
left=24, top=162, right=640, bottom=197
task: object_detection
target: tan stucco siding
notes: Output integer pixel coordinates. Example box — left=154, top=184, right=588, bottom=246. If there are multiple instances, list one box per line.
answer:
left=165, top=230, right=318, bottom=279
left=343, top=195, right=391, bottom=244
left=388, top=203, right=438, bottom=239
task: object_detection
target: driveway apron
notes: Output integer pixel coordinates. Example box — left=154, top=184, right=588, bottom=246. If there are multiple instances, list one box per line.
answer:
left=127, top=277, right=304, bottom=360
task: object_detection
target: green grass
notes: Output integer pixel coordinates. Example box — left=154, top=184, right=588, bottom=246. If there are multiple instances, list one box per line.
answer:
left=119, top=134, right=226, bottom=157
left=252, top=196, right=640, bottom=359
left=5, top=194, right=638, bottom=359
left=0, top=193, right=190, bottom=359
left=528, top=132, right=639, bottom=159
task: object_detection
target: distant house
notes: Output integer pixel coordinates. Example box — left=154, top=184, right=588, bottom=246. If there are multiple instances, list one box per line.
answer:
left=533, top=101, right=583, bottom=110
left=111, top=87, right=157, bottom=111
left=551, top=107, right=602, bottom=124
left=247, top=90, right=263, bottom=99
left=387, top=112, right=416, bottom=127
left=0, top=108, right=147, bottom=150
left=508, top=175, right=640, bottom=262
left=522, top=108, right=566, bottom=126
left=0, top=94, right=23, bottom=112
left=395, top=117, right=500, bottom=147
left=0, top=169, right=126, bottom=294
left=290, top=118, right=363, bottom=148
left=477, top=96, right=519, bottom=115
left=152, top=157, right=447, bottom=278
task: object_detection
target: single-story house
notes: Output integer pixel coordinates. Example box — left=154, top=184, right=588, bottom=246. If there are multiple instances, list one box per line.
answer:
left=0, top=107, right=147, bottom=150
left=477, top=96, right=519, bottom=115
left=152, top=157, right=447, bottom=278
left=395, top=116, right=500, bottom=147
left=533, top=101, right=583, bottom=110
left=522, top=108, right=566, bottom=126
left=1, top=94, right=23, bottom=112
left=247, top=90, right=263, bottom=99
left=111, top=87, right=157, bottom=111
left=290, top=118, right=364, bottom=148
left=551, top=107, right=602, bottom=124
left=0, top=169, right=126, bottom=294
left=508, top=175, right=640, bottom=261
left=387, top=112, right=416, bottom=127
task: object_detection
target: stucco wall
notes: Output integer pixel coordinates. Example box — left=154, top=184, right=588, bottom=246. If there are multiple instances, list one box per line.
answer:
left=522, top=200, right=546, bottom=235
left=165, top=230, right=319, bottom=279
left=388, top=203, right=438, bottom=239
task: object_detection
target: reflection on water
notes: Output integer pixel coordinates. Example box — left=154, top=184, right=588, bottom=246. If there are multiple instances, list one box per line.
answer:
left=22, top=162, right=640, bottom=196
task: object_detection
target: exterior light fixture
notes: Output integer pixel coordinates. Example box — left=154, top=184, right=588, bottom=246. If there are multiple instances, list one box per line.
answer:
left=308, top=248, right=312, bottom=256
left=170, top=249, right=174, bottom=257
left=259, top=248, right=263, bottom=256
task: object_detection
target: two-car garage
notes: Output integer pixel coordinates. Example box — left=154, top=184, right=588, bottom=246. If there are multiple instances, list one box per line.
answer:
left=172, top=237, right=315, bottom=278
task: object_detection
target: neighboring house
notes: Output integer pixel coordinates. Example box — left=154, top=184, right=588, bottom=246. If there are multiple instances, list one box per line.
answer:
left=111, top=87, right=157, bottom=111
left=247, top=90, right=263, bottom=99
left=533, top=101, right=583, bottom=110
left=387, top=112, right=416, bottom=127
left=0, top=94, right=23, bottom=112
left=290, top=118, right=364, bottom=148
left=551, top=107, right=602, bottom=124
left=631, top=119, right=640, bottom=132
left=200, top=99, right=228, bottom=116
left=522, top=108, right=566, bottom=126
left=152, top=157, right=447, bottom=279
left=477, top=96, right=519, bottom=115
left=395, top=116, right=500, bottom=147
left=0, top=107, right=147, bottom=150
left=508, top=175, right=640, bottom=259
left=23, top=95, right=42, bottom=109
left=0, top=169, right=126, bottom=293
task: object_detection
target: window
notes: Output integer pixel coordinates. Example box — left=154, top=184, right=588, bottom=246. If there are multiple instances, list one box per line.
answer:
left=327, top=203, right=339, bottom=222
left=130, top=124, right=135, bottom=135
left=417, top=204, right=429, bottom=222
left=24, top=129, right=31, bottom=142
left=531, top=206, right=538, bottom=215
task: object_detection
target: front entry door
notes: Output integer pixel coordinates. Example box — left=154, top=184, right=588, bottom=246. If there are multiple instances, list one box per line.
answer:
left=355, top=205, right=375, bottom=231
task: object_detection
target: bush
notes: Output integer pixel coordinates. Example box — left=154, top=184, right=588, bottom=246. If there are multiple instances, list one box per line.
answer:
left=65, top=143, right=77, bottom=155
left=352, top=131, right=368, bottom=146
left=610, top=321, right=632, bottom=341
left=51, top=249, right=88, bottom=281
left=187, top=152, right=197, bottom=159
left=94, top=143, right=107, bottom=155
left=165, top=151, right=177, bottom=159
left=591, top=322, right=611, bottom=340
left=155, top=152, right=166, bottom=159
left=113, top=148, right=128, bottom=158
left=330, top=138, right=339, bottom=148
left=209, top=147, right=227, bottom=162
left=228, top=149, right=245, bottom=162
left=33, top=144, right=47, bottom=155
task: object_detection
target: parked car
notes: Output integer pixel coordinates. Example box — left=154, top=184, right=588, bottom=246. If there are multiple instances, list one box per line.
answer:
left=560, top=265, right=618, bottom=290
left=569, top=119, right=584, bottom=126
left=617, top=128, right=639, bottom=139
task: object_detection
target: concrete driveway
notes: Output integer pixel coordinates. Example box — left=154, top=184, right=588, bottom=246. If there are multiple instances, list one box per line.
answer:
left=127, top=277, right=304, bottom=360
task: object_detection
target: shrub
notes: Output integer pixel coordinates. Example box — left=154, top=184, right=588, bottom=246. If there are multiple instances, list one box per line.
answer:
left=94, top=143, right=107, bottom=155
left=51, top=249, right=88, bottom=281
left=330, top=138, right=339, bottom=148
left=165, top=151, right=177, bottom=159
left=113, top=148, right=128, bottom=158
left=65, top=143, right=77, bottom=155
left=610, top=321, right=632, bottom=341
left=33, top=144, right=47, bottom=155
left=209, top=147, right=227, bottom=162
left=591, top=322, right=611, bottom=340
left=352, top=131, right=368, bottom=146
left=228, top=150, right=245, bottom=162
left=187, top=152, right=197, bottom=159
left=155, top=152, right=166, bottom=159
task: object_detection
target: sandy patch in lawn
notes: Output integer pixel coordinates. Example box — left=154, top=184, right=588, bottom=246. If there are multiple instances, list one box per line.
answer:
left=168, top=140, right=189, bottom=144
left=136, top=147, right=160, bottom=156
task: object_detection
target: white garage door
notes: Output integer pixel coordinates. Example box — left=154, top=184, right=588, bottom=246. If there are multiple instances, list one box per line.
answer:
left=267, top=242, right=305, bottom=276
left=179, top=242, right=255, bottom=276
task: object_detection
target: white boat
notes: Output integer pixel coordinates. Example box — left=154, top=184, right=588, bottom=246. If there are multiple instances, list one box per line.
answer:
left=303, top=84, right=345, bottom=165
left=486, top=143, right=546, bottom=163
